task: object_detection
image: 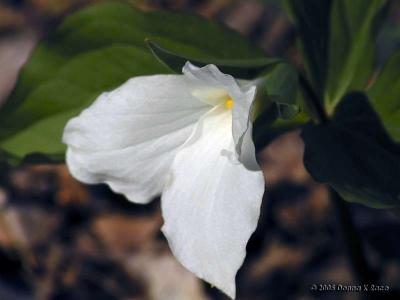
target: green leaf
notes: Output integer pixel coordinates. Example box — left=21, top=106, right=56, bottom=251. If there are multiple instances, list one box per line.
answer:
left=368, top=51, right=400, bottom=142
left=325, top=0, right=388, bottom=111
left=284, top=0, right=388, bottom=112
left=0, top=46, right=166, bottom=159
left=376, top=18, right=400, bottom=65
left=301, top=92, right=400, bottom=208
left=0, top=2, right=266, bottom=162
left=146, top=39, right=280, bottom=79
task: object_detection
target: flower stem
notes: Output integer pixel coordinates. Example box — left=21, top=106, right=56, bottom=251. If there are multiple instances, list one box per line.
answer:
left=298, top=74, right=374, bottom=287
left=330, top=189, right=376, bottom=285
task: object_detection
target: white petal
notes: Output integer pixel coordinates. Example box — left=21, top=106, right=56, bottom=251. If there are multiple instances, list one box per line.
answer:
left=63, top=75, right=209, bottom=203
left=161, top=105, right=265, bottom=298
left=231, top=85, right=260, bottom=170
left=183, top=62, right=260, bottom=170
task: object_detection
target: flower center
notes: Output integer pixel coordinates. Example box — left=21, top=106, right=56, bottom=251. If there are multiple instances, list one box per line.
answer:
left=225, top=98, right=234, bottom=109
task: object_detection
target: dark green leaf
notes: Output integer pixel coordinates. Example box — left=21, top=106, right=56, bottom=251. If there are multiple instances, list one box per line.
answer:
left=368, top=51, right=400, bottom=142
left=146, top=39, right=280, bottom=79
left=301, top=92, right=400, bottom=208
left=284, top=0, right=332, bottom=99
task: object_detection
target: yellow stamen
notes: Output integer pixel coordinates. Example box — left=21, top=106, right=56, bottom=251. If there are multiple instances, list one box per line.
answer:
left=225, top=98, right=234, bottom=109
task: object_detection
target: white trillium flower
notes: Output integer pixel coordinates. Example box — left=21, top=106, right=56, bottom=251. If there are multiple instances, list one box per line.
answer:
left=62, top=62, right=265, bottom=299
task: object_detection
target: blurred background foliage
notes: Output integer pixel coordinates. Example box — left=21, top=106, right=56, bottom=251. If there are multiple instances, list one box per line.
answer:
left=0, top=0, right=400, bottom=300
